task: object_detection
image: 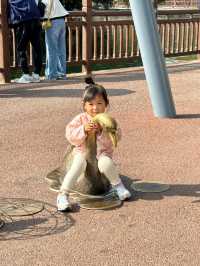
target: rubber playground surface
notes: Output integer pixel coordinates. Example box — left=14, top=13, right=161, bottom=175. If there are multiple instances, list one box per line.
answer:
left=1, top=62, right=200, bottom=265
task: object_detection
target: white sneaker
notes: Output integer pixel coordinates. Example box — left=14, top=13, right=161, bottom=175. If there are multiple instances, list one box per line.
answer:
left=57, top=193, right=70, bottom=211
left=32, top=73, right=40, bottom=83
left=15, top=74, right=33, bottom=83
left=113, top=183, right=131, bottom=201
left=56, top=75, right=67, bottom=80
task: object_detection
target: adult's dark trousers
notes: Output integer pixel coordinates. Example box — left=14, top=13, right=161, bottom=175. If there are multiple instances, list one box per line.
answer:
left=15, top=20, right=42, bottom=75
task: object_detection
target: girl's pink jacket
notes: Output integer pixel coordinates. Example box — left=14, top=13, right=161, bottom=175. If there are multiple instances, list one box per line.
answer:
left=65, top=112, right=121, bottom=159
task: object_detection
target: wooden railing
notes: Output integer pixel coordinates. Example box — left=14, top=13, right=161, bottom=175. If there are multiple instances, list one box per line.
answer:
left=163, top=0, right=199, bottom=7
left=158, top=10, right=200, bottom=55
left=1, top=0, right=200, bottom=83
left=67, top=9, right=200, bottom=64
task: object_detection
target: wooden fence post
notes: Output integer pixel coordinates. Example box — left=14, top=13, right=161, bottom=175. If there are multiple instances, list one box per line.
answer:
left=0, top=0, right=10, bottom=83
left=198, top=18, right=200, bottom=59
left=82, top=0, right=92, bottom=75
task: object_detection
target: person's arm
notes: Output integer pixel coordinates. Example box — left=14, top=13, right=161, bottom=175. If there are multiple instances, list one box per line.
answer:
left=37, top=0, right=47, bottom=17
left=66, top=115, right=87, bottom=146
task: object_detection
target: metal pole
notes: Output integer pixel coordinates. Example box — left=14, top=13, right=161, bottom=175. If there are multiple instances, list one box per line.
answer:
left=129, top=0, right=176, bottom=118
left=0, top=0, right=11, bottom=83
left=82, top=0, right=92, bottom=75
left=0, top=219, right=4, bottom=229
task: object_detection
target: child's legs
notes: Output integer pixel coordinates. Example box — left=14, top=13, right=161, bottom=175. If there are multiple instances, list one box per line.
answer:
left=98, top=155, right=121, bottom=186
left=60, top=153, right=87, bottom=193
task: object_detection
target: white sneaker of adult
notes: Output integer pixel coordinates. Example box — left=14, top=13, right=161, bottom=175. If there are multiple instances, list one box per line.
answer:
left=114, top=182, right=131, bottom=201
left=57, top=193, right=70, bottom=211
left=32, top=73, right=40, bottom=83
left=56, top=75, right=67, bottom=80
left=15, top=74, right=33, bottom=83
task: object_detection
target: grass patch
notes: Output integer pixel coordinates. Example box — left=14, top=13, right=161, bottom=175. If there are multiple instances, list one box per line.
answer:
left=173, top=54, right=197, bottom=61
left=92, top=59, right=143, bottom=71
left=11, top=58, right=143, bottom=79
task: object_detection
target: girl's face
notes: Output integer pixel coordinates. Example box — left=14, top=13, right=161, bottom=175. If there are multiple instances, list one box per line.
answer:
left=84, top=94, right=107, bottom=117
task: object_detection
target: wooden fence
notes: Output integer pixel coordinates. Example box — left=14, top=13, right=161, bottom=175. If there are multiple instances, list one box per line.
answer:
left=0, top=0, right=200, bottom=83
left=163, top=0, right=199, bottom=7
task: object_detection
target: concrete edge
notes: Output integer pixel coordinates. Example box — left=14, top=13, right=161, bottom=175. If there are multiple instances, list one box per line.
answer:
left=68, top=59, right=200, bottom=78
left=1, top=59, right=200, bottom=85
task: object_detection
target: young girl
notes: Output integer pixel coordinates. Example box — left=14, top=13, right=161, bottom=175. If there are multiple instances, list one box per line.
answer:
left=57, top=79, right=131, bottom=211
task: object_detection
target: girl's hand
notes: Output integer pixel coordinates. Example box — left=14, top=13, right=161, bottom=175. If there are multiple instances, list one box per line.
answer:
left=84, top=122, right=102, bottom=134
left=84, top=122, right=95, bottom=134
left=93, top=122, right=102, bottom=134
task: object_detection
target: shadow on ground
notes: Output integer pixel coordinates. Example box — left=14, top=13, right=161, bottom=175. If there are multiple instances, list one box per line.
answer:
left=0, top=200, right=75, bottom=241
left=175, top=114, right=200, bottom=119
left=138, top=184, right=200, bottom=202
left=1, top=63, right=200, bottom=89
left=168, top=63, right=200, bottom=75
left=121, top=175, right=200, bottom=203
left=1, top=179, right=200, bottom=241
left=0, top=86, right=134, bottom=99
left=93, top=63, right=200, bottom=83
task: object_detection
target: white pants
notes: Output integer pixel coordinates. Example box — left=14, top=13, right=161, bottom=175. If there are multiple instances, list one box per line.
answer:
left=60, top=153, right=121, bottom=193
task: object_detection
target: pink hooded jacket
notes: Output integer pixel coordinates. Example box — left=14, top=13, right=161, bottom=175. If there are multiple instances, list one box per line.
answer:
left=65, top=112, right=121, bottom=159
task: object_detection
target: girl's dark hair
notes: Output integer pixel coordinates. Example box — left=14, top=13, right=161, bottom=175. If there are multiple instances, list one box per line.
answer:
left=83, top=77, right=109, bottom=106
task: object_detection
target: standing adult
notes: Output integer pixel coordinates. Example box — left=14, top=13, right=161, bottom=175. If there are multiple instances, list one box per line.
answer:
left=7, top=0, right=43, bottom=83
left=41, top=0, right=69, bottom=80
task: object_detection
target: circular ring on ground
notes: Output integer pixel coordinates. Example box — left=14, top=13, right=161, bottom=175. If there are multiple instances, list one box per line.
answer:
left=79, top=197, right=122, bottom=210
left=70, top=191, right=122, bottom=210
left=131, top=181, right=170, bottom=193
left=0, top=198, right=44, bottom=216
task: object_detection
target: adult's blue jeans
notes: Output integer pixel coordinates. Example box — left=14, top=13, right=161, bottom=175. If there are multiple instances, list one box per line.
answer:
left=45, top=18, right=67, bottom=79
